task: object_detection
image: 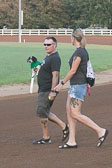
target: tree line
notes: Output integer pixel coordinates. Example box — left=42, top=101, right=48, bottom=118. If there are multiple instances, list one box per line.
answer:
left=0, top=0, right=112, bottom=29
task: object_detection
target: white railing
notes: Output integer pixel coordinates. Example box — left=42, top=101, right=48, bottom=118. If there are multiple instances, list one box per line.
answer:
left=0, top=29, right=112, bottom=36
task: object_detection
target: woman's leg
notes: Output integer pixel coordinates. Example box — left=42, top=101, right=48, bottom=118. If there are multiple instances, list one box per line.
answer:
left=66, top=95, right=77, bottom=145
left=70, top=98, right=106, bottom=138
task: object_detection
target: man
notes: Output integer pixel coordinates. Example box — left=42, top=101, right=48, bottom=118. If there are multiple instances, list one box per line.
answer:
left=32, top=36, right=69, bottom=144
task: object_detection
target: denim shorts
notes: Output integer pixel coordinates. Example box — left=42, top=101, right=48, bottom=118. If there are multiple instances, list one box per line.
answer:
left=36, top=92, right=55, bottom=118
left=68, top=84, right=88, bottom=101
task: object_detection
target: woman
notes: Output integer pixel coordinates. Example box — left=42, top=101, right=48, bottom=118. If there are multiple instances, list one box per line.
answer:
left=54, top=29, right=108, bottom=149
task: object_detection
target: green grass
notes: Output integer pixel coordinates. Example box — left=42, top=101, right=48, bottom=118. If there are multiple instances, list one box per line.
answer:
left=86, top=45, right=112, bottom=71
left=0, top=42, right=112, bottom=85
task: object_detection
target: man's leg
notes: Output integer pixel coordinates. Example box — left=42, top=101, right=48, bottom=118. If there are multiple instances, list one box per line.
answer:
left=32, top=117, right=51, bottom=144
left=32, top=92, right=52, bottom=144
left=48, top=112, right=66, bottom=130
left=33, top=91, right=69, bottom=143
left=40, top=118, right=49, bottom=139
left=48, top=112, right=69, bottom=141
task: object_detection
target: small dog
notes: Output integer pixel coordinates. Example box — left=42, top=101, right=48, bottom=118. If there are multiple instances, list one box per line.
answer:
left=27, top=56, right=41, bottom=93
left=27, top=56, right=41, bottom=76
left=27, top=56, right=37, bottom=63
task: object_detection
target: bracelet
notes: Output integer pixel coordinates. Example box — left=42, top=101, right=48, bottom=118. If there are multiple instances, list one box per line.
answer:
left=51, top=90, right=59, bottom=94
left=51, top=90, right=55, bottom=93
left=61, top=81, right=65, bottom=85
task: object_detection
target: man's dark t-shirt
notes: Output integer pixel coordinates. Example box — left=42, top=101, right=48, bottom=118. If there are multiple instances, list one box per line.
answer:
left=69, top=47, right=89, bottom=85
left=38, top=52, right=61, bottom=92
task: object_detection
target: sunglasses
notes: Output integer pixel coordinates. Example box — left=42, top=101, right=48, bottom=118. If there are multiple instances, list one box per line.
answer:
left=44, top=43, right=54, bottom=46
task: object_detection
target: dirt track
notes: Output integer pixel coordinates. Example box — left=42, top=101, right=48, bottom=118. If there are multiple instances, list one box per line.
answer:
left=0, top=84, right=112, bottom=168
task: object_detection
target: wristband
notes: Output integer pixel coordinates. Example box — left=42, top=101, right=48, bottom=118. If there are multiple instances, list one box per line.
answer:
left=51, top=90, right=55, bottom=93
left=51, top=90, right=59, bottom=94
left=61, top=81, right=65, bottom=85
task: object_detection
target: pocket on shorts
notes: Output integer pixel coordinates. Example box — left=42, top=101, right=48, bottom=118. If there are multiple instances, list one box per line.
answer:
left=82, top=85, right=88, bottom=96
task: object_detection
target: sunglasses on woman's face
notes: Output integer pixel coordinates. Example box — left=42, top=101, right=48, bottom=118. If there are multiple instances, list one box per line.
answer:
left=44, top=43, right=54, bottom=46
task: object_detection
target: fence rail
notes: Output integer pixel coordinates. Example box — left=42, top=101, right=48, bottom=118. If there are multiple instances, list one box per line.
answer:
left=0, top=29, right=112, bottom=36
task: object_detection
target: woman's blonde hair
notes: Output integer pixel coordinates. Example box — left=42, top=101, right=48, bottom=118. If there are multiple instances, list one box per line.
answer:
left=72, top=29, right=86, bottom=48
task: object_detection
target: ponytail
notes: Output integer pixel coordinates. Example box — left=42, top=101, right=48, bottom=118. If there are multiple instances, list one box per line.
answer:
left=72, top=29, right=86, bottom=48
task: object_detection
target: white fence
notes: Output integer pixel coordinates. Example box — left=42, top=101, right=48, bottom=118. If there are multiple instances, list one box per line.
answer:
left=0, top=29, right=112, bottom=36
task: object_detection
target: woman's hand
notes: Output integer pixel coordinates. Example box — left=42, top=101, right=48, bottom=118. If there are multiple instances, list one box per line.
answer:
left=54, top=83, right=63, bottom=92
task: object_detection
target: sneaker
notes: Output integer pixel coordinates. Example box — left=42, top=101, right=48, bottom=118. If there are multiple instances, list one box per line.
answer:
left=62, top=124, right=69, bottom=141
left=32, top=138, right=52, bottom=144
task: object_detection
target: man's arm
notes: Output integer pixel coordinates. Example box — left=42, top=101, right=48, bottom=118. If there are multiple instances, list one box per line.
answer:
left=51, top=71, right=59, bottom=90
left=48, top=71, right=59, bottom=99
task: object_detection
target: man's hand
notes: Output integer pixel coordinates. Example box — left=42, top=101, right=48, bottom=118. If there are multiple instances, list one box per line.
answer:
left=48, top=91, right=56, bottom=100
left=33, top=67, right=38, bottom=72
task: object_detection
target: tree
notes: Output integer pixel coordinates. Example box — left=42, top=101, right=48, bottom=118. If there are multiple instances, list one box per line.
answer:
left=87, top=0, right=112, bottom=28
left=0, top=0, right=111, bottom=29
left=0, top=0, right=18, bottom=28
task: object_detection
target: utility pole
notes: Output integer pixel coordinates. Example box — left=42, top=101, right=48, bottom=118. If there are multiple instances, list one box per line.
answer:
left=18, top=0, right=21, bottom=43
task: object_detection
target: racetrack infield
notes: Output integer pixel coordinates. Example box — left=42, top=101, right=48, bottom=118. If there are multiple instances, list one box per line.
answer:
left=0, top=84, right=112, bottom=168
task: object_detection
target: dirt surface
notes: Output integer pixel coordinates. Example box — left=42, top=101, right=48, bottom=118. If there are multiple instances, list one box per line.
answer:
left=0, top=70, right=112, bottom=168
left=0, top=83, right=112, bottom=168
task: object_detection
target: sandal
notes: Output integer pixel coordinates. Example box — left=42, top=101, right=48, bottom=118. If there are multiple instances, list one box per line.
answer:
left=59, top=143, right=78, bottom=149
left=62, top=124, right=69, bottom=141
left=32, top=138, right=51, bottom=144
left=97, top=129, right=109, bottom=147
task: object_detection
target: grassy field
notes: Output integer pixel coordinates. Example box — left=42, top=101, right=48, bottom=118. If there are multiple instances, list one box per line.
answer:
left=0, top=42, right=112, bottom=85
